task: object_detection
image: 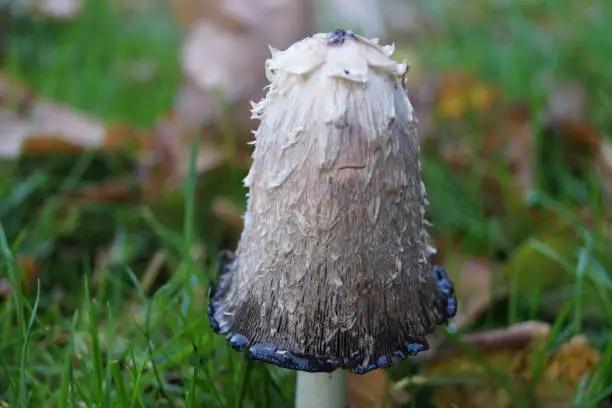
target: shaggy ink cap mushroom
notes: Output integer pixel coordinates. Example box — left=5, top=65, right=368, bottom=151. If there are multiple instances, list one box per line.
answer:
left=208, top=29, right=457, bottom=375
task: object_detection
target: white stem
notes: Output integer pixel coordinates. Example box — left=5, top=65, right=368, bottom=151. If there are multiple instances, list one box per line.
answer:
left=295, top=370, right=348, bottom=408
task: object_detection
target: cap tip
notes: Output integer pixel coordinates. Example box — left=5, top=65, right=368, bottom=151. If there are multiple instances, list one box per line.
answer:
left=327, top=28, right=356, bottom=46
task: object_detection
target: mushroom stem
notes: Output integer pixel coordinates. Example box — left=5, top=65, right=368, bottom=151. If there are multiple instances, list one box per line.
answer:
left=295, top=370, right=348, bottom=408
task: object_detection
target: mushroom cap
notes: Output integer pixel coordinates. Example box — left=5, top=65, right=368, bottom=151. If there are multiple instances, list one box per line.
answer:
left=208, top=29, right=457, bottom=374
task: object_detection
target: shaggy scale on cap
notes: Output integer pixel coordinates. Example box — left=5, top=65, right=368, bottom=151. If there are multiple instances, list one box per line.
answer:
left=208, top=29, right=457, bottom=374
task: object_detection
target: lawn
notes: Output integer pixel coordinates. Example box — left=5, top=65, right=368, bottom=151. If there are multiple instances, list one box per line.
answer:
left=1, top=0, right=611, bottom=407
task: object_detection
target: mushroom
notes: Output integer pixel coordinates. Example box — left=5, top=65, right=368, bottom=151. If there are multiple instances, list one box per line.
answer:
left=208, top=29, right=457, bottom=407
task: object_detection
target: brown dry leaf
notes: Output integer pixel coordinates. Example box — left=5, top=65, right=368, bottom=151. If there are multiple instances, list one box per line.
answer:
left=541, top=83, right=601, bottom=178
left=423, top=322, right=601, bottom=408
left=435, top=73, right=500, bottom=122
left=0, top=72, right=34, bottom=110
left=171, top=0, right=215, bottom=28
left=0, top=255, right=39, bottom=298
left=540, top=83, right=611, bottom=205
left=178, top=0, right=312, bottom=111
left=166, top=0, right=313, bottom=181
left=414, top=72, right=536, bottom=211
left=5, top=101, right=136, bottom=156
left=545, top=335, right=601, bottom=385
left=0, top=76, right=139, bottom=160
left=211, top=197, right=243, bottom=232
left=63, top=122, right=226, bottom=203
left=31, top=0, right=83, bottom=19
left=18, top=256, right=39, bottom=290
left=433, top=321, right=552, bottom=360
left=427, top=77, right=604, bottom=230
left=0, top=73, right=171, bottom=203
left=5, top=0, right=82, bottom=20
left=597, top=139, right=612, bottom=202
left=64, top=119, right=230, bottom=203
left=145, top=118, right=226, bottom=190
left=414, top=72, right=505, bottom=168
left=68, top=179, right=140, bottom=204
left=348, top=369, right=391, bottom=408
left=490, top=102, right=534, bottom=193
left=180, top=22, right=265, bottom=108
left=454, top=259, right=494, bottom=329
left=0, top=279, right=11, bottom=298
left=437, top=254, right=496, bottom=330
left=545, top=83, right=587, bottom=121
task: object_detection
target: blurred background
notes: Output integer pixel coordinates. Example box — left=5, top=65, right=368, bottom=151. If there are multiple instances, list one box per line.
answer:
left=0, top=0, right=611, bottom=407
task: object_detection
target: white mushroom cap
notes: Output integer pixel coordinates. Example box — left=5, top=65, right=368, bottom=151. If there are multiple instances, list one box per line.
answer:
left=209, top=29, right=456, bottom=374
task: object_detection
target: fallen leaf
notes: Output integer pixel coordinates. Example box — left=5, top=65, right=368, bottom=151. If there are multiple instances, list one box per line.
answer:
left=544, top=83, right=587, bottom=121
left=27, top=101, right=111, bottom=148
left=597, top=139, right=612, bottom=202
left=419, top=322, right=601, bottom=408
left=496, top=102, right=534, bottom=194
left=538, top=83, right=610, bottom=208
left=545, top=334, right=600, bottom=385
left=5, top=0, right=83, bottom=20
left=432, top=321, right=552, bottom=361
left=453, top=258, right=495, bottom=329
left=348, top=369, right=391, bottom=408
left=145, top=118, right=226, bottom=190
left=181, top=21, right=266, bottom=106
left=170, top=0, right=219, bottom=28
left=178, top=0, right=312, bottom=110
left=68, top=179, right=140, bottom=204
left=168, top=0, right=313, bottom=181
left=0, top=71, right=34, bottom=111
left=139, top=250, right=167, bottom=295
left=18, top=255, right=39, bottom=290
left=0, top=73, right=190, bottom=203
left=0, top=279, right=11, bottom=298
left=31, top=0, right=83, bottom=19
left=0, top=255, right=39, bottom=298
left=435, top=254, right=497, bottom=330
left=211, top=197, right=243, bottom=232
left=0, top=78, right=140, bottom=160
left=541, top=118, right=600, bottom=179
left=435, top=73, right=499, bottom=121
left=388, top=381, right=411, bottom=406
left=418, top=72, right=535, bottom=197
left=537, top=82, right=604, bottom=197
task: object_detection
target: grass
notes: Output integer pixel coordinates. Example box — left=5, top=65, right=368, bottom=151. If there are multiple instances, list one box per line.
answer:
left=1, top=0, right=612, bottom=406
